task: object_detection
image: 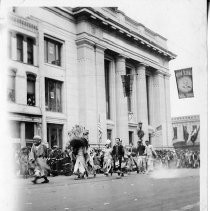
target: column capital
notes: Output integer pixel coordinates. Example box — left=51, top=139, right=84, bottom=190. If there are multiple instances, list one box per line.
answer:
left=116, top=53, right=127, bottom=60
left=136, top=62, right=149, bottom=69
left=76, top=37, right=95, bottom=48
left=95, top=43, right=106, bottom=54
left=156, top=69, right=171, bottom=77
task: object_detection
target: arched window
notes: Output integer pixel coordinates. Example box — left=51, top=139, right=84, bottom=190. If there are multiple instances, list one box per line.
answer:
left=7, top=70, right=16, bottom=102
left=27, top=74, right=36, bottom=106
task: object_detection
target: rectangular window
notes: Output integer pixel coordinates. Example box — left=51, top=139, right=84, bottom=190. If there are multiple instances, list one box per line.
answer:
left=7, top=71, right=16, bottom=102
left=105, top=60, right=111, bottom=119
left=44, top=37, right=62, bottom=66
left=17, top=34, right=23, bottom=62
left=129, top=131, right=134, bottom=146
left=27, top=74, right=36, bottom=106
left=27, top=38, right=34, bottom=65
left=25, top=122, right=34, bottom=140
left=126, top=67, right=132, bottom=112
left=107, top=129, right=112, bottom=141
left=45, top=78, right=62, bottom=112
left=173, top=127, right=177, bottom=139
left=47, top=123, right=63, bottom=148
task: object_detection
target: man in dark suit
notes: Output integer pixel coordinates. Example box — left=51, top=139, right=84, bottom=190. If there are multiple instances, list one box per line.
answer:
left=112, top=138, right=125, bottom=176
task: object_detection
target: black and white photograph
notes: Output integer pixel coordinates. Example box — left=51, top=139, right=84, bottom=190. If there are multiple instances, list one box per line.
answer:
left=0, top=0, right=208, bottom=210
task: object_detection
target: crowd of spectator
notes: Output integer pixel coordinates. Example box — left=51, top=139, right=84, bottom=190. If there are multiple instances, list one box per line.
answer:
left=13, top=145, right=200, bottom=179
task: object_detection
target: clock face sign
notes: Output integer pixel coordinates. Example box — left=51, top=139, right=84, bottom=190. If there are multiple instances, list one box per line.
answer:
left=177, top=76, right=193, bottom=93
left=175, top=68, right=194, bottom=98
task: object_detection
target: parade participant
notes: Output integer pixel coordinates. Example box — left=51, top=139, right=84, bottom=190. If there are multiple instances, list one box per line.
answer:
left=136, top=140, right=146, bottom=173
left=103, top=139, right=113, bottom=176
left=30, top=135, right=50, bottom=184
left=144, top=140, right=157, bottom=174
left=112, top=138, right=125, bottom=176
left=71, top=137, right=88, bottom=179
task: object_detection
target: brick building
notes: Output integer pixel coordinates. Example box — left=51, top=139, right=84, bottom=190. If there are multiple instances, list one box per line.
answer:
left=172, top=115, right=200, bottom=147
left=7, top=7, right=176, bottom=149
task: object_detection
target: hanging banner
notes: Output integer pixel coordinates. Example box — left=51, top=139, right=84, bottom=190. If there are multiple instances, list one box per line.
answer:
left=175, top=68, right=194, bottom=99
left=121, top=75, right=134, bottom=97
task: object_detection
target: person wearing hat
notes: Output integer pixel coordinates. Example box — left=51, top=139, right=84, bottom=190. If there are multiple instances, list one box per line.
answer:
left=144, top=140, right=157, bottom=174
left=102, top=139, right=113, bottom=176
left=30, top=135, right=50, bottom=184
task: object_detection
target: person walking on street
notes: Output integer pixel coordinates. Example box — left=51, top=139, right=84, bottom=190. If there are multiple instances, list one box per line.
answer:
left=136, top=140, right=146, bottom=173
left=103, top=139, right=113, bottom=176
left=112, top=138, right=125, bottom=177
left=30, top=135, right=50, bottom=184
left=144, top=140, right=157, bottom=174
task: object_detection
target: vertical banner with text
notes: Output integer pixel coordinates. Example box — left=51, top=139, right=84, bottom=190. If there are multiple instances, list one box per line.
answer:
left=175, top=67, right=194, bottom=99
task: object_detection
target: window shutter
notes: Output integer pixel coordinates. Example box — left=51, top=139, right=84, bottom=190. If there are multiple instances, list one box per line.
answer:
left=11, top=35, right=17, bottom=60
left=33, top=45, right=37, bottom=66
left=23, top=40, right=27, bottom=63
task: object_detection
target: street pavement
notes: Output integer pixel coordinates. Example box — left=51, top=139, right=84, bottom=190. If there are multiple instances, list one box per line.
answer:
left=14, top=169, right=199, bottom=211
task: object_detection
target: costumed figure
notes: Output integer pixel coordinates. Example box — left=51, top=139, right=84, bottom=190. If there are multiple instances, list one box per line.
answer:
left=70, top=137, right=88, bottom=179
left=102, top=140, right=113, bottom=176
left=67, top=125, right=89, bottom=179
left=86, top=147, right=97, bottom=177
left=29, top=135, right=50, bottom=184
left=144, top=140, right=157, bottom=174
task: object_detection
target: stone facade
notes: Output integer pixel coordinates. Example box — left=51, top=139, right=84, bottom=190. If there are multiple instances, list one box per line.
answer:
left=7, top=7, right=176, bottom=149
left=172, top=115, right=200, bottom=146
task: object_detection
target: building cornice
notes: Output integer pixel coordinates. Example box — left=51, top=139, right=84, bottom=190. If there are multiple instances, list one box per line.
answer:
left=172, top=115, right=200, bottom=123
left=71, top=7, right=177, bottom=60
left=8, top=13, right=38, bottom=33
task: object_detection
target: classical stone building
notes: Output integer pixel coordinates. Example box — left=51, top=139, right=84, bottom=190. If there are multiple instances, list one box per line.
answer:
left=172, top=115, right=200, bottom=146
left=7, top=7, right=176, bottom=149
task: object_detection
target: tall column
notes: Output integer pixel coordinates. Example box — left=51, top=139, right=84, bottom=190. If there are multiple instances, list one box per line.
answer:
left=20, top=122, right=26, bottom=147
left=76, top=40, right=97, bottom=144
left=115, top=55, right=128, bottom=144
left=153, top=72, right=167, bottom=147
left=95, top=45, right=107, bottom=144
left=38, top=28, right=47, bottom=142
left=136, top=64, right=148, bottom=141
left=164, top=75, right=173, bottom=147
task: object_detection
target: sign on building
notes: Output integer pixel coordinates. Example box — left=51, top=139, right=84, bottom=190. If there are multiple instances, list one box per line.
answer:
left=175, top=67, right=194, bottom=99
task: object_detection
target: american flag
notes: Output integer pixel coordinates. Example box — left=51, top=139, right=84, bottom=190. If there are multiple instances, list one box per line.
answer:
left=98, top=116, right=102, bottom=143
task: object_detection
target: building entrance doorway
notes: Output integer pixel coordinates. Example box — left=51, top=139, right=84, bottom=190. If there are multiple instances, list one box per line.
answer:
left=107, top=129, right=112, bottom=145
left=47, top=124, right=63, bottom=148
